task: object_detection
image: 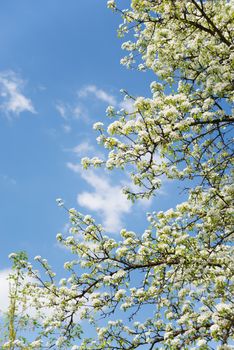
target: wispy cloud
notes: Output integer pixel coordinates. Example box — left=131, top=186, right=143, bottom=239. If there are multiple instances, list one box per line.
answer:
left=62, top=124, right=72, bottom=133
left=119, top=98, right=135, bottom=113
left=55, top=85, right=136, bottom=134
left=71, top=142, right=95, bottom=156
left=78, top=84, right=136, bottom=112
left=55, top=101, right=88, bottom=123
left=55, top=102, right=67, bottom=119
left=78, top=85, right=117, bottom=106
left=0, top=71, right=35, bottom=117
left=67, top=163, right=132, bottom=233
left=67, top=162, right=80, bottom=173
left=67, top=141, right=104, bottom=160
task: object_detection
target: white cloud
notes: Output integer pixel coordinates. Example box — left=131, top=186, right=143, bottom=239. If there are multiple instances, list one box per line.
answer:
left=119, top=98, right=135, bottom=113
left=62, top=124, right=72, bottom=133
left=56, top=85, right=135, bottom=131
left=67, top=162, right=81, bottom=173
left=0, top=269, right=11, bottom=313
left=55, top=102, right=67, bottom=119
left=65, top=141, right=104, bottom=160
left=0, top=268, right=37, bottom=315
left=0, top=267, right=85, bottom=324
left=78, top=84, right=136, bottom=111
left=67, top=163, right=132, bottom=232
left=78, top=173, right=132, bottom=232
left=0, top=71, right=35, bottom=116
left=72, top=142, right=95, bottom=156
left=0, top=268, right=57, bottom=321
left=78, top=85, right=117, bottom=106
left=72, top=105, right=85, bottom=119
left=55, top=101, right=88, bottom=122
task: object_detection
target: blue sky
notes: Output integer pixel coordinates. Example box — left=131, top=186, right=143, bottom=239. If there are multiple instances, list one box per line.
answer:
left=0, top=0, right=182, bottom=314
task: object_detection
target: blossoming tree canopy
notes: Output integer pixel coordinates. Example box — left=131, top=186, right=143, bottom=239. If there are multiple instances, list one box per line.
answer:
left=7, top=1, right=234, bottom=349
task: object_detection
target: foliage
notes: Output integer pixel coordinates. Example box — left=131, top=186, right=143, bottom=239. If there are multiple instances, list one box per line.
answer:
left=6, top=1, right=234, bottom=349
